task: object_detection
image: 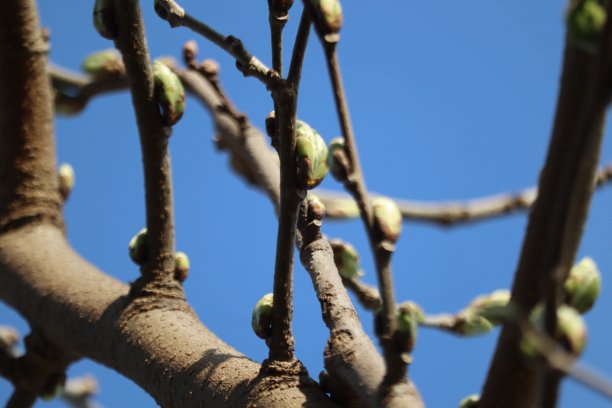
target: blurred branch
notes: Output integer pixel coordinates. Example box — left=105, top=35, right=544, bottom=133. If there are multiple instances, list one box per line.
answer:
left=480, top=3, right=612, bottom=406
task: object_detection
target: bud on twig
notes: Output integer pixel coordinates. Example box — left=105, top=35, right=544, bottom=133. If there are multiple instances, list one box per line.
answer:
left=309, top=0, right=343, bottom=43
left=174, top=251, right=190, bottom=282
left=564, top=257, right=601, bottom=314
left=128, top=228, right=148, bottom=265
left=295, top=120, right=329, bottom=190
left=567, top=0, right=607, bottom=53
left=459, top=394, right=480, bottom=408
left=182, top=40, right=199, bottom=67
left=371, top=196, right=402, bottom=250
left=329, top=239, right=363, bottom=280
left=81, top=50, right=124, bottom=77
left=327, top=137, right=350, bottom=182
left=58, top=163, right=75, bottom=201
left=252, top=293, right=274, bottom=339
left=153, top=60, right=186, bottom=126
left=41, top=373, right=67, bottom=401
left=93, top=0, right=118, bottom=40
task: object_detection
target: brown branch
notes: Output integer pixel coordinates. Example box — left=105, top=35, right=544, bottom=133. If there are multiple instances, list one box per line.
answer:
left=0, top=0, right=63, bottom=233
left=297, top=200, right=423, bottom=407
left=154, top=0, right=282, bottom=88
left=0, top=225, right=334, bottom=407
left=479, top=6, right=612, bottom=406
left=318, top=163, right=612, bottom=225
left=113, top=0, right=176, bottom=282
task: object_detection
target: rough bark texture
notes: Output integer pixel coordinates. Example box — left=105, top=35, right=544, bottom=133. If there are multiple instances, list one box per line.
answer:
left=0, top=225, right=335, bottom=407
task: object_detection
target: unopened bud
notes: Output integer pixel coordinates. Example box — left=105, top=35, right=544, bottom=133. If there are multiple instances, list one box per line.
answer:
left=464, top=289, right=511, bottom=326
left=153, top=60, right=186, bottom=126
left=455, top=312, right=495, bottom=337
left=183, top=40, right=199, bottom=65
left=567, top=0, right=607, bottom=52
left=371, top=197, right=402, bottom=248
left=565, top=257, right=601, bottom=314
left=81, top=49, right=124, bottom=77
left=295, top=120, right=329, bottom=190
left=174, top=251, right=190, bottom=282
left=128, top=228, right=148, bottom=265
left=330, top=239, right=363, bottom=280
left=327, top=137, right=350, bottom=182
left=557, top=305, right=587, bottom=355
left=309, top=0, right=343, bottom=43
left=252, top=293, right=274, bottom=339
left=265, top=111, right=276, bottom=139
left=93, top=0, right=118, bottom=40
left=269, top=0, right=295, bottom=16
left=58, top=163, right=75, bottom=200
left=459, top=394, right=480, bottom=408
left=200, top=59, right=220, bottom=77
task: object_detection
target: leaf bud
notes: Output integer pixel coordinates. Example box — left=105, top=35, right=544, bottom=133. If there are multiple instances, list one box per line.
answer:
left=81, top=50, right=124, bottom=77
left=309, top=0, right=343, bottom=43
left=567, top=0, right=607, bottom=52
left=93, top=0, right=118, bottom=40
left=174, top=251, right=190, bottom=282
left=459, top=394, right=480, bottom=408
left=454, top=312, right=495, bottom=337
left=295, top=120, right=329, bottom=190
left=265, top=111, right=276, bottom=139
left=153, top=60, right=186, bottom=126
left=58, top=163, right=75, bottom=201
left=252, top=293, right=274, bottom=339
left=464, top=289, right=511, bottom=326
left=329, top=239, right=363, bottom=280
left=371, top=196, right=402, bottom=247
left=564, top=257, right=601, bottom=314
left=327, top=137, right=350, bottom=182
left=182, top=40, right=198, bottom=66
left=557, top=305, right=588, bottom=355
left=268, top=0, right=295, bottom=17
left=128, top=228, right=148, bottom=265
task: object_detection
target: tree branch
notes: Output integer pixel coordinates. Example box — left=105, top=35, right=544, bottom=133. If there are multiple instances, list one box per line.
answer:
left=297, top=200, right=423, bottom=407
left=0, top=0, right=62, bottom=233
left=154, top=0, right=282, bottom=89
left=479, top=6, right=612, bottom=406
left=113, top=0, right=176, bottom=282
left=0, top=225, right=335, bottom=407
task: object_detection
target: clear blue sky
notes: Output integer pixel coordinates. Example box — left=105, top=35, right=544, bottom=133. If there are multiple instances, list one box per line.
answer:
left=1, top=1, right=612, bottom=407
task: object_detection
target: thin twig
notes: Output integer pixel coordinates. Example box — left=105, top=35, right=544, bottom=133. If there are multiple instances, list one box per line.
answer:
left=154, top=0, right=282, bottom=88
left=286, top=9, right=311, bottom=87
left=323, top=42, right=404, bottom=392
left=113, top=0, right=176, bottom=282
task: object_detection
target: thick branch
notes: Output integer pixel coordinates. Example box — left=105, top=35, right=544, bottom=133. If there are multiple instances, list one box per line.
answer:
left=480, top=12, right=612, bottom=407
left=0, top=225, right=334, bottom=407
left=113, top=0, right=176, bottom=280
left=0, top=0, right=62, bottom=232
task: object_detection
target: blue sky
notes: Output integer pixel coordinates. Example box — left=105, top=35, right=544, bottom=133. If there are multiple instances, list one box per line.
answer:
left=1, top=1, right=612, bottom=407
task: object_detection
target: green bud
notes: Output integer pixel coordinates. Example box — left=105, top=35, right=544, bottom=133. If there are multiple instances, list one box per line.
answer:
left=128, top=228, right=148, bottom=265
left=330, top=239, right=363, bottom=280
left=565, top=257, right=601, bottom=314
left=153, top=60, right=186, bottom=126
left=521, top=305, right=588, bottom=358
left=397, top=301, right=424, bottom=333
left=310, top=0, right=343, bottom=43
left=93, top=0, right=118, bottom=40
left=371, top=196, right=402, bottom=246
left=455, top=311, right=495, bottom=337
left=327, top=137, right=349, bottom=182
left=81, top=49, right=124, bottom=77
left=58, top=163, right=75, bottom=200
left=567, top=0, right=607, bottom=52
left=174, top=251, right=190, bottom=282
left=459, top=394, right=480, bottom=408
left=295, top=120, right=329, bottom=189
left=252, top=293, right=274, bottom=339
left=557, top=305, right=588, bottom=355
left=464, top=289, right=511, bottom=326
